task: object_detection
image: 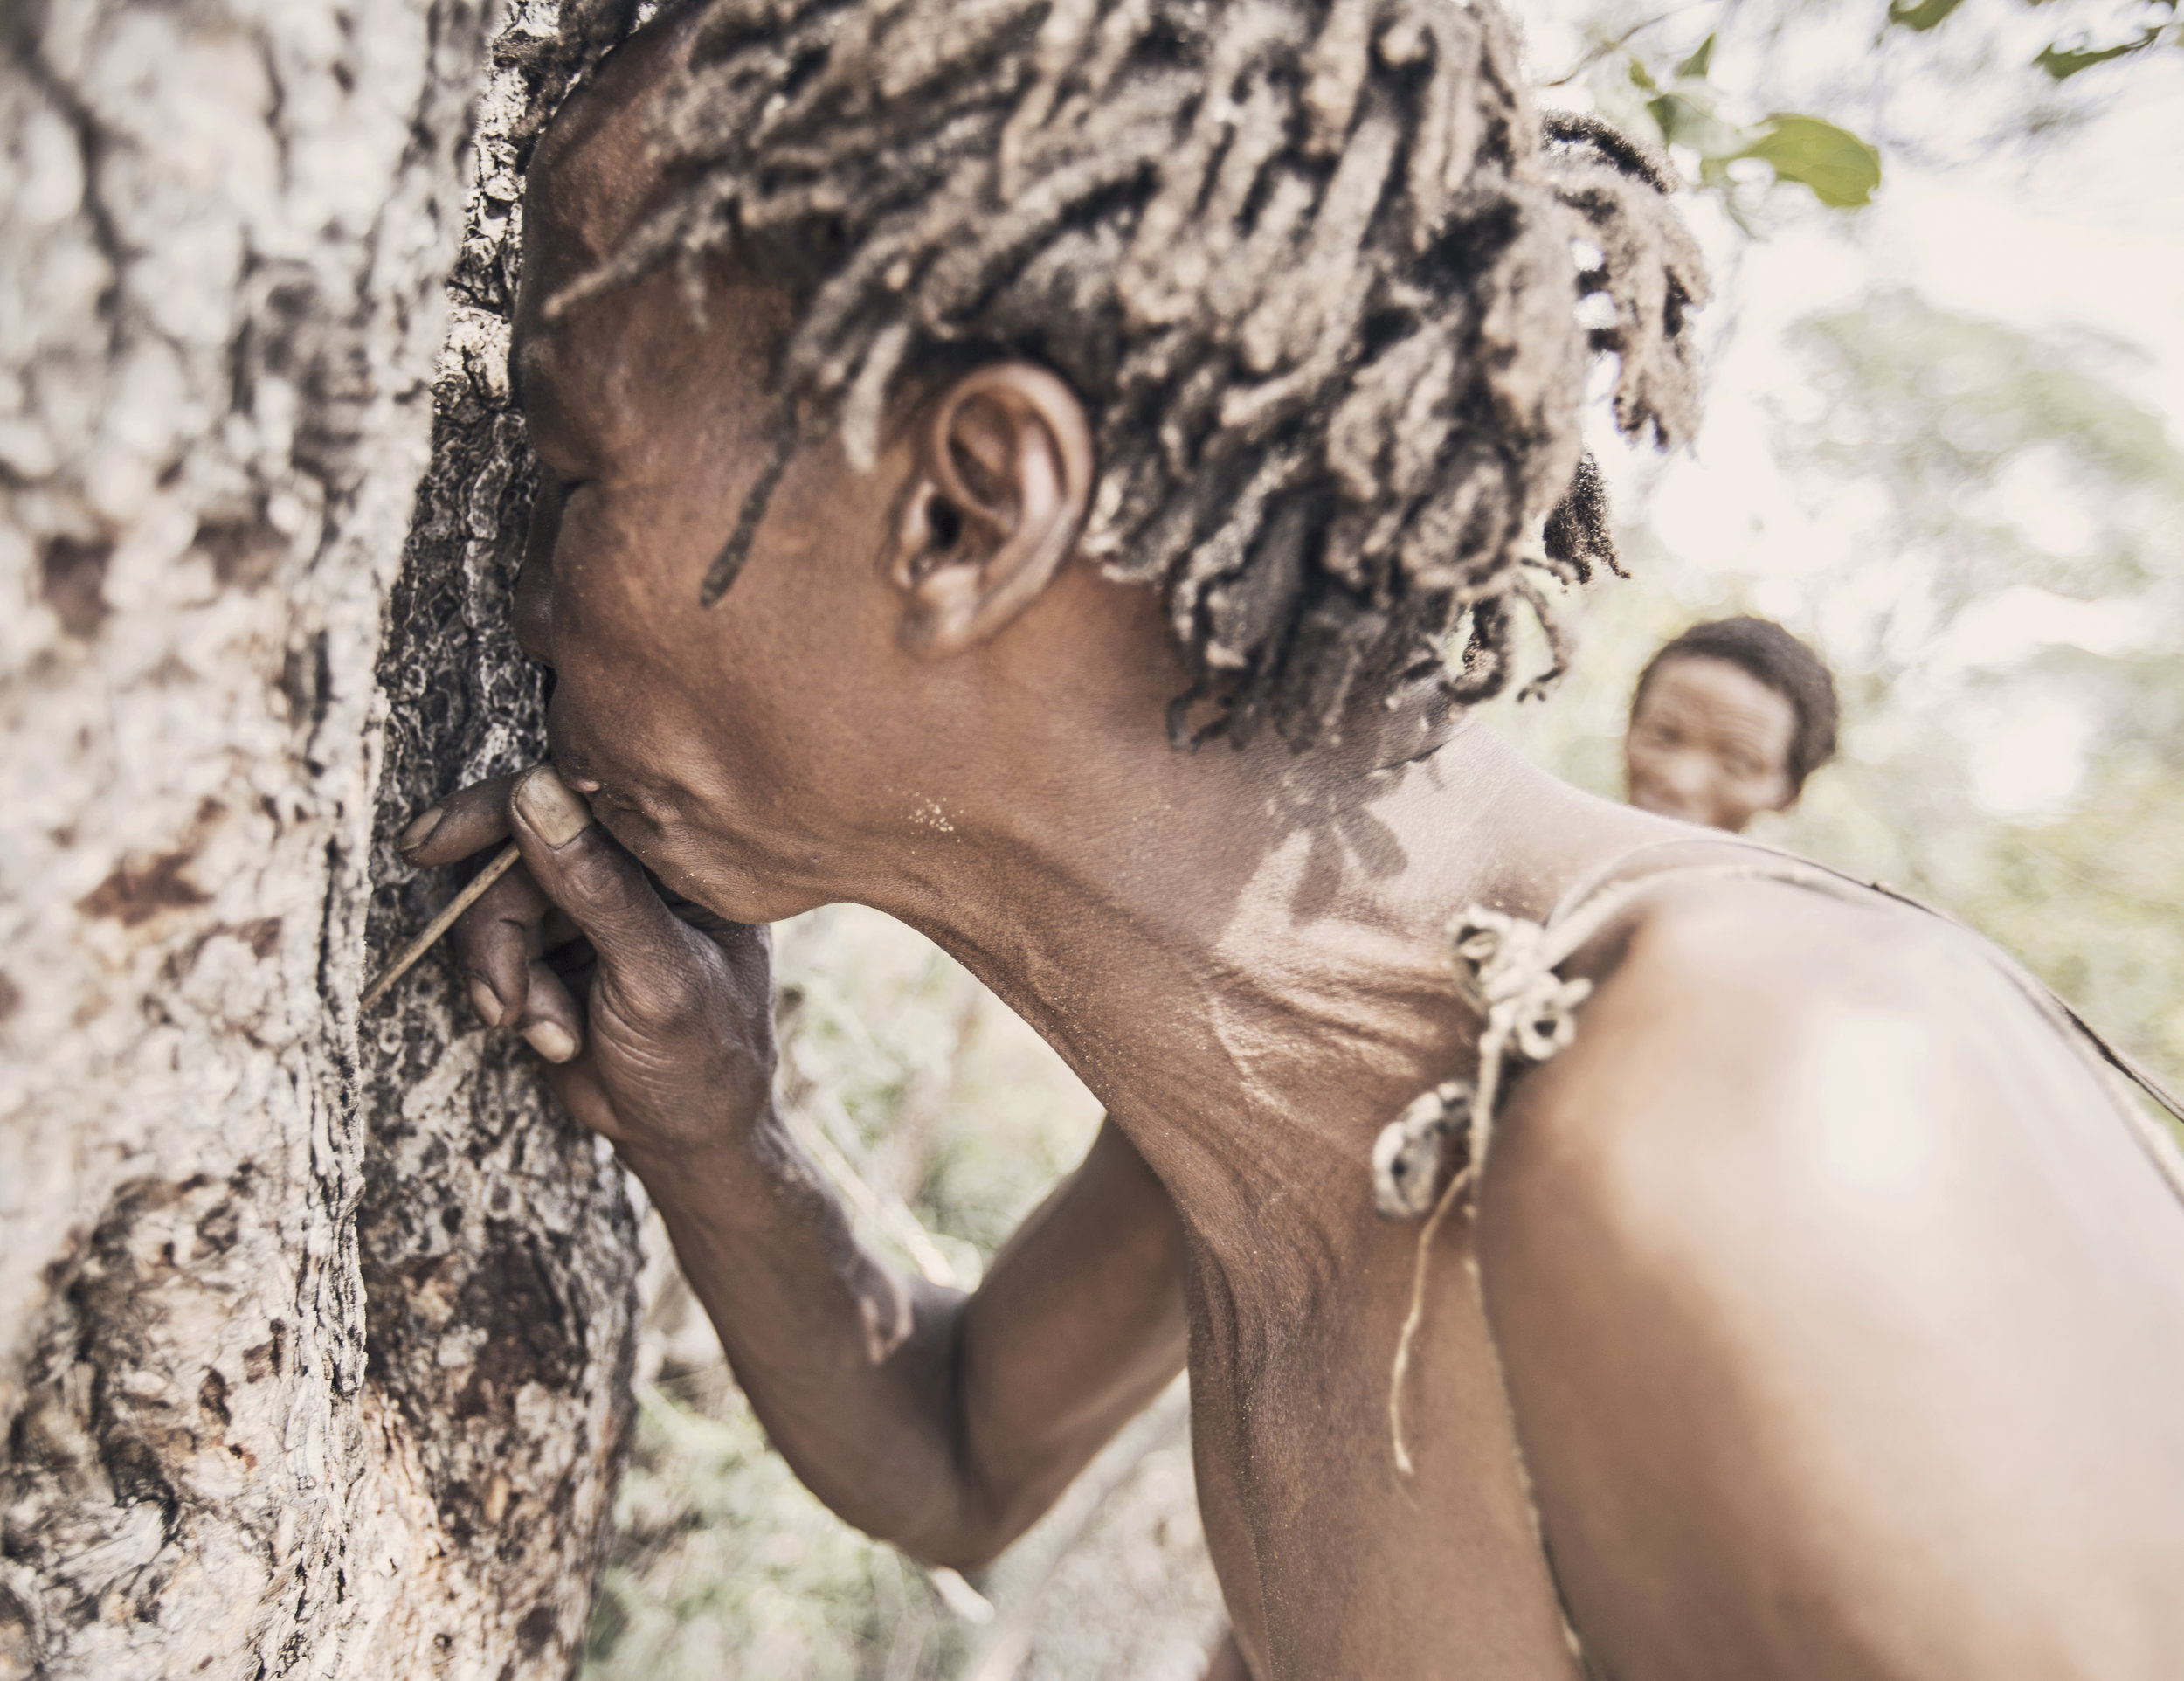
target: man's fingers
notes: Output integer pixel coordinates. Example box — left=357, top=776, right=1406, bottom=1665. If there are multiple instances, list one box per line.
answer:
left=449, top=860, right=553, bottom=1027
left=540, top=1055, right=626, bottom=1140
left=659, top=887, right=774, bottom=998
left=510, top=958, right=584, bottom=1064
left=398, top=776, right=517, bottom=867
left=507, top=768, right=694, bottom=990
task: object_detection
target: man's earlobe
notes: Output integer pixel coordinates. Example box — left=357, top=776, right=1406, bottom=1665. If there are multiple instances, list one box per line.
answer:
left=883, top=363, right=1094, bottom=661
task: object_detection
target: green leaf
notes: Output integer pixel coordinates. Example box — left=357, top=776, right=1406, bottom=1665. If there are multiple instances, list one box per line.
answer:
left=1627, top=57, right=1659, bottom=92
left=1887, top=0, right=1964, bottom=31
left=2034, top=30, right=2161, bottom=79
left=1675, top=32, right=1717, bottom=79
left=1739, top=114, right=1883, bottom=208
left=1645, top=90, right=1745, bottom=156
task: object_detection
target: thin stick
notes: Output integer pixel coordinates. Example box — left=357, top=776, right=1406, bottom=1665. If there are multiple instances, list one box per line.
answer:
left=359, top=843, right=522, bottom=1013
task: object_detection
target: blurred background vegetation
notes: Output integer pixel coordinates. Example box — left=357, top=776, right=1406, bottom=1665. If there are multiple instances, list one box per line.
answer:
left=584, top=910, right=1226, bottom=1680
left=582, top=0, right=2181, bottom=1671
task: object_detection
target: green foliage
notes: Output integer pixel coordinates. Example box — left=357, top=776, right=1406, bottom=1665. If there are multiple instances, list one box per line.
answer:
left=1572, top=0, right=2175, bottom=232
left=1951, top=733, right=2184, bottom=1080
left=589, top=1382, right=928, bottom=1681
left=1738, top=115, right=1883, bottom=207
left=1884, top=0, right=2181, bottom=79
left=2033, top=26, right=2172, bottom=78
left=1888, top=0, right=1967, bottom=31
left=1786, top=293, right=2183, bottom=615
left=1607, top=31, right=1883, bottom=216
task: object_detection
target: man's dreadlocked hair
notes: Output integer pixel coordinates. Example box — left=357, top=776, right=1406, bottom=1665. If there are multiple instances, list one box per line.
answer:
left=540, top=0, right=1708, bottom=751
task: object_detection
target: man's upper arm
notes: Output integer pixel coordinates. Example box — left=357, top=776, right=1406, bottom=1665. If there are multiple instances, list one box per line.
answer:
left=950, top=1116, right=1190, bottom=1560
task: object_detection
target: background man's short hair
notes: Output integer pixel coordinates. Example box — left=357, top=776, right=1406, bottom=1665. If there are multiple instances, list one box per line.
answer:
left=1634, top=615, right=1842, bottom=792
left=536, top=0, right=1709, bottom=750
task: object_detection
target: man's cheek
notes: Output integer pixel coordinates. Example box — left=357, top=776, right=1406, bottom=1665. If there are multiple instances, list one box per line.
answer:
left=543, top=677, right=616, bottom=787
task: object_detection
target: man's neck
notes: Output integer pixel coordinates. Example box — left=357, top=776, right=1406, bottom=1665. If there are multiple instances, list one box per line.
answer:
left=864, top=715, right=1675, bottom=1219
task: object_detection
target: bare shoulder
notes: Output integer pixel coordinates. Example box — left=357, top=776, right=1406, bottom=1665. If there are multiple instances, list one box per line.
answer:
left=1495, top=872, right=2121, bottom=1210
left=1563, top=870, right=1986, bottom=1053
left=1476, top=876, right=2184, bottom=1681
left=1600, top=872, right=1973, bottom=1012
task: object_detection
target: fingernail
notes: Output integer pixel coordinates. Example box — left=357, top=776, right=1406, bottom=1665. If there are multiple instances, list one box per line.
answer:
left=468, top=977, right=505, bottom=1027
left=515, top=766, right=592, bottom=848
left=526, top=1020, right=578, bottom=1063
left=398, top=806, right=445, bottom=854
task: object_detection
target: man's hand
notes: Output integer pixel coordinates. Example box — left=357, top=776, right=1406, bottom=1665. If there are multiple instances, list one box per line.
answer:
left=398, top=766, right=1190, bottom=1572
left=397, top=765, right=776, bottom=1157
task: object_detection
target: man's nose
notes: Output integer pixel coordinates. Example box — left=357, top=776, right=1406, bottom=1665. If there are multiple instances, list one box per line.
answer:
left=1660, top=751, right=1712, bottom=798
left=513, top=480, right=562, bottom=667
left=1635, top=752, right=1714, bottom=820
left=514, top=553, right=554, bottom=666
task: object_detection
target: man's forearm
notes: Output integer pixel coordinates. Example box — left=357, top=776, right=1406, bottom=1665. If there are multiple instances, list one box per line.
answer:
left=620, top=1105, right=994, bottom=1562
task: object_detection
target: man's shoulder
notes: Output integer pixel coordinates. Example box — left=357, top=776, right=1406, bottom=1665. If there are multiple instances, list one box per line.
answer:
left=1600, top=869, right=1959, bottom=1005
left=1511, top=870, right=2010, bottom=1137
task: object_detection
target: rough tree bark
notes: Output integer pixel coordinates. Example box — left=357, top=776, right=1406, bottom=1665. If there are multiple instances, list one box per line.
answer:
left=0, top=3, right=638, bottom=1676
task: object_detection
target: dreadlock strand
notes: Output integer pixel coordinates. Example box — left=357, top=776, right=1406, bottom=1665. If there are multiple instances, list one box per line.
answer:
left=1080, top=0, right=1153, bottom=100
left=1398, top=442, right=1522, bottom=594
left=1276, top=597, right=1386, bottom=750
left=1159, top=356, right=1233, bottom=480
left=1390, top=2, right=1485, bottom=248
left=1542, top=452, right=1620, bottom=578
left=1201, top=168, right=1318, bottom=331
left=874, top=0, right=1046, bottom=103
left=839, top=320, right=912, bottom=470
left=1169, top=447, right=1301, bottom=664
left=1443, top=595, right=1513, bottom=703
left=1116, top=7, right=1305, bottom=331
left=1510, top=571, right=1573, bottom=701
left=544, top=172, right=736, bottom=322
left=997, top=0, right=1104, bottom=196
left=915, top=113, right=1172, bottom=322
left=1301, top=0, right=1377, bottom=156
left=1205, top=495, right=1312, bottom=677
left=1238, top=99, right=1401, bottom=374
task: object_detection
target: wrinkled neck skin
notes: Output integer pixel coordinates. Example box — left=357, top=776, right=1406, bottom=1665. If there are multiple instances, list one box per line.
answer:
left=809, top=695, right=1673, bottom=1256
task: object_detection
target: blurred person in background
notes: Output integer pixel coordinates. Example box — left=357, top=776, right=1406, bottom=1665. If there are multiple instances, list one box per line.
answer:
left=1623, top=615, right=1840, bottom=833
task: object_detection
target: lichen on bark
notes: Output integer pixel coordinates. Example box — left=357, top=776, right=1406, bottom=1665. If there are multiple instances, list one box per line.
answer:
left=0, top=2, right=640, bottom=1675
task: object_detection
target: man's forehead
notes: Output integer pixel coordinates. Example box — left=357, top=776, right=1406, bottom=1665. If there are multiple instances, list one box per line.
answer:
left=1653, top=659, right=1795, bottom=732
left=524, top=15, right=696, bottom=290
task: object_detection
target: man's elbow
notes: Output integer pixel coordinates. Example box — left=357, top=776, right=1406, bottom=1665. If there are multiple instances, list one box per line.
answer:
left=883, top=1463, right=1054, bottom=1574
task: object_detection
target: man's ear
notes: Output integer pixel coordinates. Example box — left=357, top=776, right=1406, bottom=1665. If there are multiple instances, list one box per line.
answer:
left=882, top=363, right=1094, bottom=662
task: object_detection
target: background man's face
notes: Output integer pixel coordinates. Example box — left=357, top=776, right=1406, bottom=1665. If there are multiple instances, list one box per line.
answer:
left=1624, top=654, right=1799, bottom=833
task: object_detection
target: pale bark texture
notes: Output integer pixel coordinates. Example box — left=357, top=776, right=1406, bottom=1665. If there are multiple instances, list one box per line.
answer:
left=0, top=2, right=639, bottom=1676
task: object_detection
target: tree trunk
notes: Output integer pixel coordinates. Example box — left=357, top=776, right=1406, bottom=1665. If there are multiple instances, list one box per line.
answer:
left=0, top=3, right=638, bottom=1676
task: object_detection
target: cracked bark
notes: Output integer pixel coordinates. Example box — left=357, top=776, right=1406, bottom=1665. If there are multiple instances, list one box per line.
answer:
left=1, top=3, right=638, bottom=1676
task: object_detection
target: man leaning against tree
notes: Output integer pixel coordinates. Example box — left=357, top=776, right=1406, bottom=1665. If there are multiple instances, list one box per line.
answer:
left=389, top=3, right=2184, bottom=1676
